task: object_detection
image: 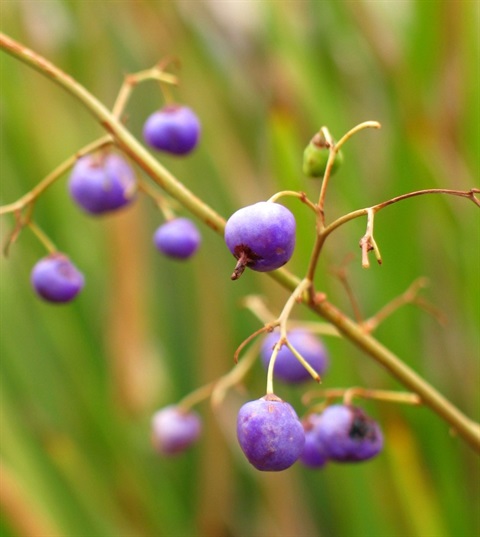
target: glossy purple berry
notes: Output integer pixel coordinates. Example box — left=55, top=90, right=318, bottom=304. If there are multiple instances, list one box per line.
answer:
left=261, top=329, right=329, bottom=383
left=300, top=414, right=329, bottom=469
left=316, top=405, right=383, bottom=462
left=225, top=201, right=296, bottom=280
left=31, top=253, right=85, bottom=303
left=68, top=153, right=136, bottom=214
left=143, top=105, right=201, bottom=155
left=151, top=405, right=201, bottom=455
left=153, top=218, right=201, bottom=260
left=236, top=394, right=305, bottom=471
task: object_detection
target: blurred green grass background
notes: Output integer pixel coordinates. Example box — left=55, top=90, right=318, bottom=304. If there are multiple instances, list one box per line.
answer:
left=1, top=1, right=479, bottom=536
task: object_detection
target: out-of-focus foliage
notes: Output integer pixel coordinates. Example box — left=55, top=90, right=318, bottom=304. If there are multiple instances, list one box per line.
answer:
left=1, top=2, right=479, bottom=536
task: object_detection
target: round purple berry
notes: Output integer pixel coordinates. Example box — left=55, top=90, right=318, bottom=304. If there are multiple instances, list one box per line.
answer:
left=68, top=153, right=136, bottom=215
left=261, top=329, right=329, bottom=383
left=225, top=201, right=296, bottom=280
left=316, top=404, right=384, bottom=462
left=299, top=414, right=329, bottom=469
left=236, top=394, right=305, bottom=471
left=31, top=253, right=85, bottom=303
left=153, top=218, right=201, bottom=260
left=143, top=105, right=201, bottom=155
left=151, top=405, right=202, bottom=455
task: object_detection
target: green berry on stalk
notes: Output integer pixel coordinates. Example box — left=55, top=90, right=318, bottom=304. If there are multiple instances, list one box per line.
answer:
left=303, top=132, right=343, bottom=178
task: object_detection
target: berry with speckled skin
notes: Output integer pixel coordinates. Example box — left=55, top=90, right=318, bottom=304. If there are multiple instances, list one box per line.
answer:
left=153, top=218, right=201, bottom=259
left=143, top=105, right=201, bottom=155
left=31, top=253, right=85, bottom=303
left=151, top=406, right=201, bottom=455
left=236, top=394, right=305, bottom=471
left=225, top=202, right=296, bottom=280
left=315, top=404, right=383, bottom=462
left=68, top=153, right=136, bottom=215
left=260, top=329, right=329, bottom=383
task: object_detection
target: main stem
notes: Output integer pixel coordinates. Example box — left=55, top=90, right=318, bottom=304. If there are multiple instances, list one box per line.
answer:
left=1, top=32, right=478, bottom=452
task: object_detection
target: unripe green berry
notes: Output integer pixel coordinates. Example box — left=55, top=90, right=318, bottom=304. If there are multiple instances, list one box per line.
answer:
left=303, top=132, right=343, bottom=178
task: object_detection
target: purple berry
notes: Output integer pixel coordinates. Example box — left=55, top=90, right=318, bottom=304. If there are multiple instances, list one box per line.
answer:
left=224, top=202, right=296, bottom=280
left=316, top=404, right=384, bottom=462
left=31, top=253, right=85, bottom=303
left=300, top=414, right=329, bottom=469
left=151, top=405, right=201, bottom=455
left=68, top=153, right=136, bottom=214
left=236, top=395, right=305, bottom=471
left=153, top=218, right=201, bottom=260
left=261, top=329, right=329, bottom=383
left=143, top=105, right=201, bottom=155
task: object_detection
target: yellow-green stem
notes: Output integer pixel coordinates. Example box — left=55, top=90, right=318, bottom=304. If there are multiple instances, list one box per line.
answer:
left=28, top=222, right=57, bottom=253
left=177, top=381, right=216, bottom=413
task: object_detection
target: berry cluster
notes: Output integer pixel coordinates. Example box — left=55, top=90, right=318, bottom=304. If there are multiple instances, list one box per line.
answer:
left=6, top=54, right=472, bottom=475
left=18, top=90, right=391, bottom=476
left=29, top=105, right=202, bottom=304
left=151, top=324, right=385, bottom=472
left=238, top=399, right=383, bottom=472
left=147, top=126, right=389, bottom=470
left=236, top=329, right=383, bottom=471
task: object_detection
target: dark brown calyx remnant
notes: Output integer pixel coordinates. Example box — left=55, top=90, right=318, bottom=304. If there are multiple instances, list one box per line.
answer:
left=312, top=131, right=331, bottom=149
left=230, top=245, right=262, bottom=281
